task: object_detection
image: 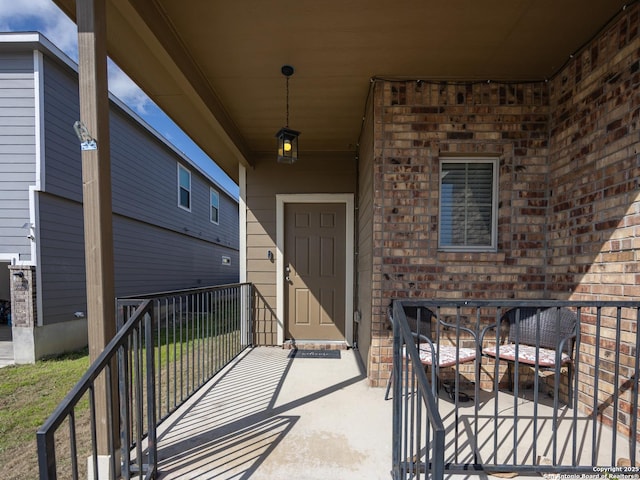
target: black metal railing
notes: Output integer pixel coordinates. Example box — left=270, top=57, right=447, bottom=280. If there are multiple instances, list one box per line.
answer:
left=391, top=301, right=446, bottom=480
left=391, top=299, right=640, bottom=477
left=37, top=283, right=253, bottom=480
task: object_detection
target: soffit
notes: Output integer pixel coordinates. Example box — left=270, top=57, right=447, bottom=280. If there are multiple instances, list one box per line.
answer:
left=51, top=0, right=630, bottom=182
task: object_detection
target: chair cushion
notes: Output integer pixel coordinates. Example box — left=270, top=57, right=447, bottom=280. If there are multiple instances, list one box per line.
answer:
left=405, top=344, right=476, bottom=368
left=482, top=344, right=571, bottom=367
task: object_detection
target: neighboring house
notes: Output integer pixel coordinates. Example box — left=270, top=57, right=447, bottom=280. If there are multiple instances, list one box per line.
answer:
left=0, top=33, right=239, bottom=363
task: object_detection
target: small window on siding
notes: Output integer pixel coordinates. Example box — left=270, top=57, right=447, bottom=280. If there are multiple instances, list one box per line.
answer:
left=439, top=158, right=498, bottom=251
left=178, top=164, right=191, bottom=211
left=210, top=188, right=220, bottom=224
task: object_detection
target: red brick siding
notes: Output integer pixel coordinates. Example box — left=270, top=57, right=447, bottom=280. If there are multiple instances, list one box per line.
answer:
left=548, top=5, right=640, bottom=437
left=370, top=80, right=551, bottom=387
left=369, top=6, right=639, bottom=448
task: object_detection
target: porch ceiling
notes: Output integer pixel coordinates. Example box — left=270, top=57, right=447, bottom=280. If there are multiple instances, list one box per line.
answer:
left=52, top=1, right=629, bottom=182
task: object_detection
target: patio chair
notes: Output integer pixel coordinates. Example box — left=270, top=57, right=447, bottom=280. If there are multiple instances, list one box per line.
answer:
left=385, top=304, right=477, bottom=401
left=480, top=306, right=577, bottom=404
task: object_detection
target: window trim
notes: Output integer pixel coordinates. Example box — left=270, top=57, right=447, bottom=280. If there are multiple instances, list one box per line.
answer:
left=177, top=163, right=191, bottom=211
left=438, top=157, right=499, bottom=252
left=210, top=187, right=220, bottom=224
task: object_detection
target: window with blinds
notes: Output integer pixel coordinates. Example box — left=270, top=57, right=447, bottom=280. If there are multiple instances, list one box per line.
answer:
left=439, top=158, right=498, bottom=251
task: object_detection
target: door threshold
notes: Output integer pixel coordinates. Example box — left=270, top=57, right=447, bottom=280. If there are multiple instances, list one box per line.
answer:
left=283, top=340, right=348, bottom=351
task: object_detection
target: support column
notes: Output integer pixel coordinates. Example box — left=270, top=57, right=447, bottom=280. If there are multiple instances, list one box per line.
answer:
left=9, top=265, right=36, bottom=364
left=75, top=0, right=118, bottom=474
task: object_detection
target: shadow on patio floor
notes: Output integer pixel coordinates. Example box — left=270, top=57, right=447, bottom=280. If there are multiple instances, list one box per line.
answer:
left=152, top=347, right=393, bottom=480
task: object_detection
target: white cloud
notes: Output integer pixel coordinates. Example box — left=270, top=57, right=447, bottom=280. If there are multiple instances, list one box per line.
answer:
left=0, top=1, right=236, bottom=190
left=0, top=0, right=152, bottom=114
left=107, top=59, right=153, bottom=114
left=0, top=0, right=58, bottom=19
left=0, top=0, right=78, bottom=58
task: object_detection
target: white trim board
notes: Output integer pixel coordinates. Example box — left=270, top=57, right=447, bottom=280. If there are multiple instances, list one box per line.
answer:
left=239, top=165, right=247, bottom=284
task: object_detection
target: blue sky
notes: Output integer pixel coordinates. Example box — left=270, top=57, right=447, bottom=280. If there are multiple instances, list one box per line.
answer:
left=0, top=0, right=239, bottom=197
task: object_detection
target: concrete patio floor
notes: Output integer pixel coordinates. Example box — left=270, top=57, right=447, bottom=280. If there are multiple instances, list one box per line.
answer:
left=153, top=346, right=394, bottom=480
left=148, top=346, right=637, bottom=479
left=437, top=388, right=640, bottom=471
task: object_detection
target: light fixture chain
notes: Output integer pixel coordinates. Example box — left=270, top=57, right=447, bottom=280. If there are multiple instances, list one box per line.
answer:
left=286, top=75, right=290, bottom=128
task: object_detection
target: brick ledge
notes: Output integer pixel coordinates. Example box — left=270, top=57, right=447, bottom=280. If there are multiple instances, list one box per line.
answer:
left=437, top=251, right=506, bottom=263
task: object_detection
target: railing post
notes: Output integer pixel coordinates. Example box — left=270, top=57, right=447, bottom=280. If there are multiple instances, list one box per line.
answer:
left=631, top=306, right=640, bottom=467
left=145, top=308, right=157, bottom=478
left=433, top=428, right=445, bottom=480
left=37, top=430, right=57, bottom=480
left=118, top=340, right=131, bottom=480
left=391, top=302, right=402, bottom=480
left=240, top=283, right=250, bottom=347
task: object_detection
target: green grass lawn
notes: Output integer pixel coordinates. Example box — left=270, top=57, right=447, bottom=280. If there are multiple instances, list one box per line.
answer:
left=0, top=321, right=242, bottom=480
left=0, top=350, right=89, bottom=480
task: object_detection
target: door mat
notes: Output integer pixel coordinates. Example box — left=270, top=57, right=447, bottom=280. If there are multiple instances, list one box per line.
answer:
left=288, top=349, right=341, bottom=359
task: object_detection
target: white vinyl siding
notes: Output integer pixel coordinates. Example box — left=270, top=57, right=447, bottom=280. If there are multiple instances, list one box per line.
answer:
left=178, top=163, right=191, bottom=211
left=439, top=158, right=498, bottom=251
left=210, top=188, right=219, bottom=224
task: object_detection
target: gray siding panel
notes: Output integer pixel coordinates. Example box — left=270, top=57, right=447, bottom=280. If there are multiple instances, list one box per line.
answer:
left=38, top=193, right=238, bottom=324
left=0, top=52, right=36, bottom=260
left=45, top=57, right=239, bottom=248
left=0, top=88, right=33, bottom=97
left=41, top=56, right=82, bottom=202
left=33, top=49, right=239, bottom=326
left=0, top=144, right=35, bottom=155
left=0, top=38, right=239, bottom=360
left=113, top=215, right=239, bottom=295
left=109, top=106, right=239, bottom=249
left=0, top=125, right=36, bottom=136
left=38, top=194, right=87, bottom=324
left=0, top=189, right=29, bottom=200
left=41, top=56, right=239, bottom=250
left=0, top=96, right=34, bottom=107
left=0, top=107, right=35, bottom=118
left=0, top=52, right=33, bottom=72
left=0, top=116, right=35, bottom=126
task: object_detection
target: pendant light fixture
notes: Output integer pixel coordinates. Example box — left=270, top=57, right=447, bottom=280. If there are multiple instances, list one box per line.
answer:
left=275, top=65, right=300, bottom=164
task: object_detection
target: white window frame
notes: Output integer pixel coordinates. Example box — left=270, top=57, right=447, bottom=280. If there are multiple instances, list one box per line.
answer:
left=177, top=164, right=191, bottom=211
left=210, top=187, right=220, bottom=224
left=438, top=157, right=498, bottom=252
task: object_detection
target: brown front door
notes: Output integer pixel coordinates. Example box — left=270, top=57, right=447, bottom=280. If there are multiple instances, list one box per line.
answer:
left=284, top=203, right=346, bottom=341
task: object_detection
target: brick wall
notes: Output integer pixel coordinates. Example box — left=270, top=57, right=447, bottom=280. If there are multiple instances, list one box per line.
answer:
left=548, top=5, right=640, bottom=437
left=370, top=80, right=551, bottom=386
left=369, top=4, right=639, bottom=442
